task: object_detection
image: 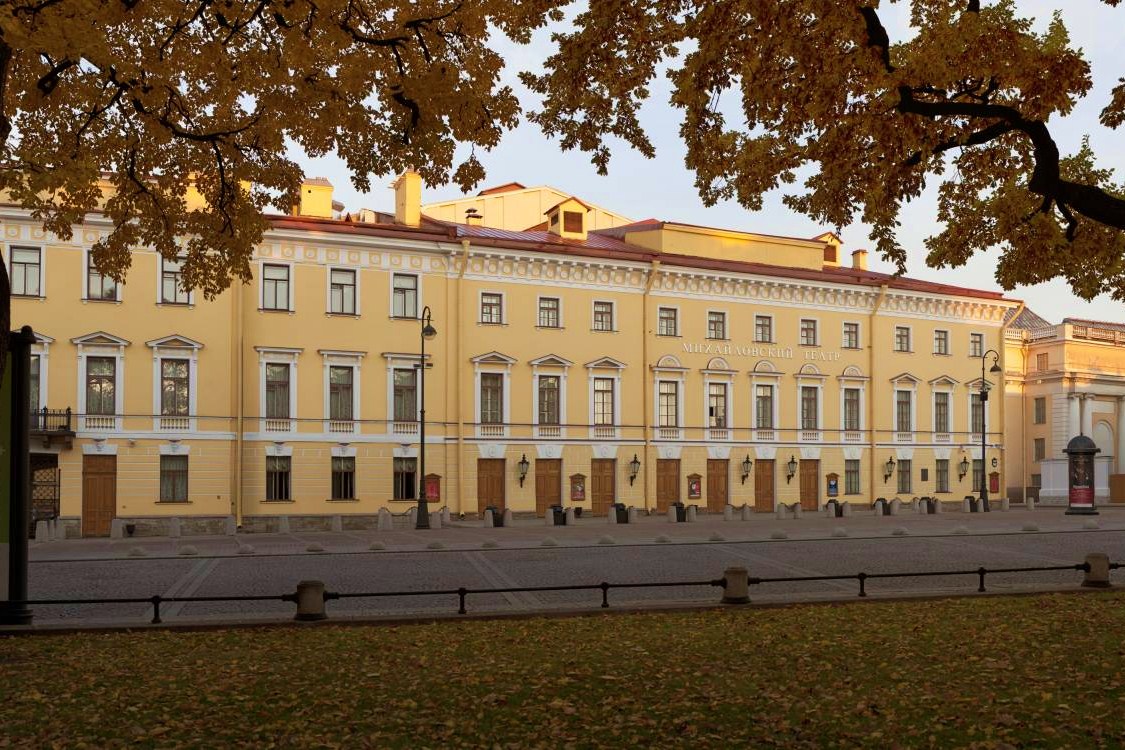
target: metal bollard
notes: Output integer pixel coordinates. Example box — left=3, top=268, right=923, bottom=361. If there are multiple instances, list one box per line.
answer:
left=721, top=567, right=750, bottom=604
left=1082, top=553, right=1111, bottom=588
left=294, top=580, right=327, bottom=621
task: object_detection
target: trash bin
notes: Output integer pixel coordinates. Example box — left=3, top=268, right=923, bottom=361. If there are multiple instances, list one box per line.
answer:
left=574, top=507, right=583, bottom=519
left=672, top=501, right=686, bottom=522
left=613, top=503, right=629, bottom=524
left=825, top=499, right=843, bottom=518
left=965, top=495, right=979, bottom=513
left=550, top=504, right=566, bottom=526
left=923, top=497, right=936, bottom=514
left=486, top=505, right=504, bottom=527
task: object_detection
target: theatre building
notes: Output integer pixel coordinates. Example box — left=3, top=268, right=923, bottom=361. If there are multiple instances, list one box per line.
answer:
left=4, top=174, right=1018, bottom=536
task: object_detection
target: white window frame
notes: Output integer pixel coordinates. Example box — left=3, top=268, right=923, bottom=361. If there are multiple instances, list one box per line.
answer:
left=147, top=336, right=203, bottom=432
left=73, top=332, right=130, bottom=432
left=894, top=325, right=913, bottom=353
left=256, top=346, right=302, bottom=433
left=705, top=309, right=728, bottom=341
left=929, top=377, right=957, bottom=443
left=259, top=260, right=294, bottom=312
left=6, top=245, right=46, bottom=298
left=893, top=385, right=916, bottom=442
left=536, top=295, right=563, bottom=329
left=796, top=367, right=826, bottom=441
left=967, top=380, right=992, bottom=439
left=478, top=290, right=505, bottom=325
left=754, top=314, right=774, bottom=344
left=384, top=352, right=427, bottom=435
left=750, top=366, right=782, bottom=440
left=321, top=350, right=364, bottom=435
left=652, top=357, right=688, bottom=441
left=472, top=352, right=516, bottom=437
left=969, top=331, right=985, bottom=359
left=83, top=249, right=121, bottom=303
left=933, top=329, right=951, bottom=356
left=703, top=377, right=734, bottom=440
left=156, top=253, right=194, bottom=306
left=530, top=355, right=571, bottom=439
left=799, top=317, right=819, bottom=347
left=326, top=266, right=360, bottom=316
left=389, top=272, right=420, bottom=319
left=656, top=305, right=680, bottom=337
left=591, top=299, right=615, bottom=332
left=29, top=333, right=53, bottom=413
left=842, top=320, right=861, bottom=350
left=837, top=370, right=868, bottom=440
left=586, top=358, right=626, bottom=439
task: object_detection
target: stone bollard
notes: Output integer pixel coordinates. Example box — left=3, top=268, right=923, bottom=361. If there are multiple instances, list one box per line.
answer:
left=775, top=505, right=787, bottom=520
left=34, top=520, right=49, bottom=543
left=224, top=515, right=237, bottom=536
left=482, top=509, right=494, bottom=528
left=962, top=498, right=972, bottom=513
left=279, top=515, right=292, bottom=533
left=668, top=506, right=678, bottom=524
left=565, top=507, right=576, bottom=525
left=441, top=507, right=451, bottom=525
left=110, top=519, right=125, bottom=539
left=721, top=566, right=751, bottom=604
left=47, top=519, right=57, bottom=541
left=1001, top=497, right=1010, bottom=512
left=842, top=502, right=852, bottom=517
left=792, top=504, right=802, bottom=519
left=330, top=515, right=343, bottom=533
left=933, top=499, right=943, bottom=514
left=916, top=501, right=927, bottom=515
left=890, top=499, right=901, bottom=516
left=429, top=511, right=442, bottom=529
left=742, top=504, right=753, bottom=521
left=1082, top=553, right=1112, bottom=588
left=1026, top=496, right=1036, bottom=511
left=546, top=511, right=557, bottom=527
left=294, top=580, right=327, bottom=621
left=723, top=505, right=734, bottom=521
left=824, top=505, right=834, bottom=519
left=407, top=507, right=418, bottom=525
left=628, top=507, right=639, bottom=524
left=502, top=508, right=513, bottom=527
left=169, top=517, right=182, bottom=538
left=686, top=505, right=698, bottom=523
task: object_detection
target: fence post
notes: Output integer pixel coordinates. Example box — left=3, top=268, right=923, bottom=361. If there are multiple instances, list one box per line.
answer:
left=721, top=567, right=750, bottom=604
left=294, top=580, right=327, bottom=621
left=1082, top=553, right=1111, bottom=588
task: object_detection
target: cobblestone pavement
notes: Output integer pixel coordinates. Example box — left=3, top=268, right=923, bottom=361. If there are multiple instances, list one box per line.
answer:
left=21, top=507, right=1125, bottom=626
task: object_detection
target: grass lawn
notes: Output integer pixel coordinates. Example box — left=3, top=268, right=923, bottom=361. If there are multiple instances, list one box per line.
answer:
left=2, top=592, right=1124, bottom=748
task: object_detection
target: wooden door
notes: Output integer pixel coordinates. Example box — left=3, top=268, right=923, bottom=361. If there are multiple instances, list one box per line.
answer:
left=477, top=459, right=506, bottom=515
left=799, top=459, right=820, bottom=511
left=656, top=459, right=680, bottom=512
left=590, top=459, right=616, bottom=516
left=754, top=459, right=775, bottom=513
left=82, top=455, right=117, bottom=537
left=707, top=459, right=729, bottom=513
left=535, top=459, right=562, bottom=516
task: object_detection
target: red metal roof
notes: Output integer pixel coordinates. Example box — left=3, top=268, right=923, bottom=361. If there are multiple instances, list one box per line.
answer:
left=477, top=182, right=526, bottom=196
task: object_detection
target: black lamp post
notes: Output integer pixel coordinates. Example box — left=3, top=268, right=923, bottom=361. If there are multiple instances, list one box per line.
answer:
left=979, top=348, right=1003, bottom=511
left=415, top=306, right=437, bottom=530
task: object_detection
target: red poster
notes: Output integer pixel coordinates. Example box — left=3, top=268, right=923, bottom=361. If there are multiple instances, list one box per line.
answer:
left=1069, top=486, right=1094, bottom=507
left=424, top=476, right=440, bottom=501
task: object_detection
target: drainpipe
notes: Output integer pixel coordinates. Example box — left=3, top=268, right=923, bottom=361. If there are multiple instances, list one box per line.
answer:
left=1002, top=301, right=1024, bottom=505
left=455, top=239, right=470, bottom=515
left=233, top=275, right=244, bottom=525
left=642, top=260, right=661, bottom=512
left=869, top=285, right=889, bottom=501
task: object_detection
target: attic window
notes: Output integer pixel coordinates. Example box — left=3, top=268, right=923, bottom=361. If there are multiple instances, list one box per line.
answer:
left=823, top=246, right=837, bottom=263
left=550, top=212, right=559, bottom=227
left=563, top=211, right=583, bottom=233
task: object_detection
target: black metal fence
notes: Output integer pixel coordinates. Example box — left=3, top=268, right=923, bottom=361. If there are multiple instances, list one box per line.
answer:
left=8, top=559, right=1119, bottom=626
left=28, top=407, right=74, bottom=433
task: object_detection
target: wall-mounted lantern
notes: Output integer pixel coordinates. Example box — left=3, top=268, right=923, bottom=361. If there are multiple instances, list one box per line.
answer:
left=785, top=455, right=797, bottom=484
left=958, top=455, right=970, bottom=480
left=628, top=454, right=641, bottom=485
left=740, top=455, right=753, bottom=484
left=884, top=456, right=897, bottom=483
left=517, top=453, right=530, bottom=487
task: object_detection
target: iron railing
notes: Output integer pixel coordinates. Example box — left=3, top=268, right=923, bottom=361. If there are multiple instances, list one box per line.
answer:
left=8, top=560, right=1119, bottom=625
left=29, top=407, right=74, bottom=433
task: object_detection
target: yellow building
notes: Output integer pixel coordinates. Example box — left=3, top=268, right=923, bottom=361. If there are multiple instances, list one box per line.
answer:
left=4, top=173, right=1019, bottom=537
left=1004, top=310, right=1125, bottom=505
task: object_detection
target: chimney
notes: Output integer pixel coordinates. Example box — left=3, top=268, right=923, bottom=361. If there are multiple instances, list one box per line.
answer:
left=294, top=177, right=335, bottom=219
left=393, top=169, right=422, bottom=228
left=851, top=249, right=868, bottom=271
left=464, top=207, right=483, bottom=226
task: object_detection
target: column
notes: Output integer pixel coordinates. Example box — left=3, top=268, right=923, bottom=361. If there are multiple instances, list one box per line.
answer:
left=1081, top=394, right=1094, bottom=439
left=1117, top=397, right=1125, bottom=474
left=1067, top=393, right=1081, bottom=440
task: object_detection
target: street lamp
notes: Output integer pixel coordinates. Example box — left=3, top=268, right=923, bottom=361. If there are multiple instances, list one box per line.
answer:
left=979, top=348, right=1003, bottom=511
left=628, top=454, right=641, bottom=485
left=415, top=306, right=437, bottom=530
left=740, top=454, right=753, bottom=484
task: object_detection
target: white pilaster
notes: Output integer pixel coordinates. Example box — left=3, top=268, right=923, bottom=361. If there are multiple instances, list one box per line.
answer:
left=1067, top=393, right=1081, bottom=440
left=1081, top=394, right=1094, bottom=439
left=1117, top=397, right=1125, bottom=473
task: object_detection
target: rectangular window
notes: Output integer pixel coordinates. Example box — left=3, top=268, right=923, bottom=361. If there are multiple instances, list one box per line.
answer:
left=331, top=456, right=356, bottom=500
left=843, top=322, right=860, bottom=350
left=265, top=363, right=290, bottom=419
left=160, top=359, right=190, bottom=417
left=329, top=366, right=354, bottom=420
left=971, top=393, right=984, bottom=434
left=1036, top=353, right=1049, bottom=371
left=29, top=355, right=40, bottom=412
left=755, top=315, right=773, bottom=343
left=934, top=330, right=949, bottom=355
left=800, top=319, right=818, bottom=346
left=708, top=383, right=727, bottom=428
left=538, top=375, right=560, bottom=425
left=843, top=388, right=861, bottom=431
left=393, top=368, right=417, bottom=422
left=970, top=333, right=984, bottom=358
left=800, top=386, right=818, bottom=430
left=161, top=256, right=190, bottom=304
left=480, top=373, right=503, bottom=424
left=538, top=297, right=560, bottom=328
left=895, top=326, right=911, bottom=352
left=1034, top=438, right=1045, bottom=462
left=897, top=458, right=912, bottom=494
left=87, top=256, right=117, bottom=301
left=658, top=381, right=679, bottom=427
left=392, top=274, right=418, bottom=318
left=593, top=377, right=615, bottom=425
left=973, top=458, right=983, bottom=490
left=563, top=211, right=583, bottom=233
left=11, top=247, right=42, bottom=297
left=707, top=311, right=726, bottom=340
left=896, top=391, right=912, bottom=432
left=845, top=459, right=860, bottom=494
left=266, top=456, right=291, bottom=501
left=755, top=385, right=774, bottom=429
left=657, top=307, right=678, bottom=336
left=85, top=357, right=116, bottom=416
left=159, top=455, right=189, bottom=502
left=480, top=293, right=503, bottom=324
left=1033, top=397, right=1046, bottom=424
left=262, top=264, right=290, bottom=310
left=329, top=269, right=356, bottom=314
left=934, top=392, right=950, bottom=433
left=936, top=459, right=950, bottom=493
left=593, top=301, right=614, bottom=332
left=393, top=457, right=417, bottom=500
left=1030, top=473, right=1042, bottom=489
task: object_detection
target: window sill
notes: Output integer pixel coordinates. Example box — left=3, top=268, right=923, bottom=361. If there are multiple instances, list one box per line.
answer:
left=327, top=498, right=359, bottom=503
left=390, top=315, right=420, bottom=321
left=842, top=345, right=861, bottom=351
left=262, top=499, right=295, bottom=504
left=894, top=349, right=913, bottom=354
left=156, top=500, right=192, bottom=504
left=536, top=325, right=564, bottom=330
left=799, top=343, right=819, bottom=348
left=326, top=312, right=360, bottom=319
left=83, top=298, right=122, bottom=304
left=932, top=352, right=950, bottom=357
left=656, top=333, right=680, bottom=338
left=754, top=340, right=776, bottom=345
left=12, top=294, right=45, bottom=300
left=158, top=302, right=194, bottom=308
left=706, top=337, right=729, bottom=342
left=478, top=321, right=507, bottom=327
left=389, top=498, right=420, bottom=503
left=590, top=329, right=618, bottom=333
left=258, top=308, right=294, bottom=314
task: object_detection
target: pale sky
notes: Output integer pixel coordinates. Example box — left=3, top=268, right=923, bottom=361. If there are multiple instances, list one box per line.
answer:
left=295, top=1, right=1124, bottom=325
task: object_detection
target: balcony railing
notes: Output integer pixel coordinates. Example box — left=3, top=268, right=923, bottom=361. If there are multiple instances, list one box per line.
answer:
left=708, top=427, right=730, bottom=441
left=328, top=420, right=357, bottom=434
left=83, top=415, right=117, bottom=431
left=263, top=418, right=292, bottom=433
left=895, top=431, right=914, bottom=443
left=479, top=423, right=505, bottom=438
left=843, top=430, right=864, bottom=443
left=656, top=426, right=682, bottom=441
left=799, top=429, right=822, bottom=442
left=159, top=416, right=191, bottom=431
left=591, top=425, right=617, bottom=440
left=536, top=424, right=562, bottom=439
left=754, top=428, right=776, bottom=442
left=933, top=432, right=952, bottom=444
left=392, top=421, right=419, bottom=435
left=30, top=408, right=74, bottom=434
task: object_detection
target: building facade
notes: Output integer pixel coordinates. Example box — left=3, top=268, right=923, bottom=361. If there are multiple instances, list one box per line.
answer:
left=5, top=174, right=1017, bottom=536
left=1004, top=311, right=1125, bottom=505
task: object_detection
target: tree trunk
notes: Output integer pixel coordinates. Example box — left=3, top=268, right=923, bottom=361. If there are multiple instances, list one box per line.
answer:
left=0, top=247, right=10, bottom=391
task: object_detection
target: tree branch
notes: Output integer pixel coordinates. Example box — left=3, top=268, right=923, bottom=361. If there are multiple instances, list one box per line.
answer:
left=857, top=5, right=894, bottom=74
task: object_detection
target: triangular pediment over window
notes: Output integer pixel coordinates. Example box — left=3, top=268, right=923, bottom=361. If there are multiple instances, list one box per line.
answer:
left=471, top=351, right=517, bottom=365
left=71, top=331, right=131, bottom=347
left=146, top=334, right=204, bottom=350
left=585, top=356, right=627, bottom=370
left=928, top=375, right=959, bottom=387
left=890, top=372, right=921, bottom=384
left=32, top=332, right=55, bottom=345
left=529, top=354, right=573, bottom=368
